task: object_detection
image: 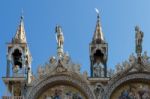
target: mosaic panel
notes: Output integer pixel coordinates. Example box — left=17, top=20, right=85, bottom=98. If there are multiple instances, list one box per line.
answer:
left=111, top=82, right=150, bottom=99
left=38, top=85, right=86, bottom=99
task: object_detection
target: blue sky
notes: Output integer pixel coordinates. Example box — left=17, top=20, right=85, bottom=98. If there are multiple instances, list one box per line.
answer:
left=0, top=0, right=150, bottom=97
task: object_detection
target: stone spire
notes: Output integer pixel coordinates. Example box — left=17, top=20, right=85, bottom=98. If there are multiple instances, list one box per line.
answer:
left=12, top=15, right=27, bottom=43
left=92, top=10, right=104, bottom=43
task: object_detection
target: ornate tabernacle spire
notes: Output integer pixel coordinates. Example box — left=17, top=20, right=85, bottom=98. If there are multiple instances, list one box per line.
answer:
left=2, top=13, right=32, bottom=99
left=93, top=8, right=104, bottom=43
left=12, top=14, right=27, bottom=43
left=89, top=9, right=108, bottom=78
left=6, top=14, right=32, bottom=82
left=55, top=25, right=64, bottom=57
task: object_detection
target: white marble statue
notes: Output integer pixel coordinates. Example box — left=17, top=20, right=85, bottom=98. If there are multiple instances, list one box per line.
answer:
left=55, top=25, right=64, bottom=49
left=93, top=63, right=102, bottom=77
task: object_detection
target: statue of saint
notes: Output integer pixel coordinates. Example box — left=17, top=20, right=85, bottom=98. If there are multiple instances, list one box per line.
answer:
left=135, top=26, right=144, bottom=54
left=93, top=63, right=103, bottom=77
left=55, top=25, right=64, bottom=49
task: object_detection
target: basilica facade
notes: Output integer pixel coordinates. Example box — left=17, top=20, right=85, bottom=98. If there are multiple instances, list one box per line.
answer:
left=2, top=12, right=150, bottom=99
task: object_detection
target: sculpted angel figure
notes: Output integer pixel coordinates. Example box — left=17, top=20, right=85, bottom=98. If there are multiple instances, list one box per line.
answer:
left=122, top=61, right=130, bottom=70
left=143, top=51, right=149, bottom=60
left=115, top=63, right=122, bottom=73
left=49, top=56, right=56, bottom=64
left=38, top=66, right=44, bottom=78
left=129, top=53, right=136, bottom=65
left=142, top=51, right=150, bottom=64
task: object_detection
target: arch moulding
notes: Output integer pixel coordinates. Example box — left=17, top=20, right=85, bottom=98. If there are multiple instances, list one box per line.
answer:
left=104, top=72, right=150, bottom=99
left=27, top=73, right=94, bottom=99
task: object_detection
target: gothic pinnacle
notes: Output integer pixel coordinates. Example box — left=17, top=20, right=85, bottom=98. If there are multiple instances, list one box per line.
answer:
left=93, top=8, right=104, bottom=43
left=12, top=15, right=27, bottom=43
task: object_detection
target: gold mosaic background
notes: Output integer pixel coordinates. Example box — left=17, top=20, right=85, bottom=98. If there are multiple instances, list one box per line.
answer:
left=38, top=85, right=86, bottom=99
